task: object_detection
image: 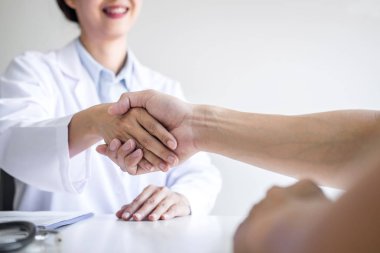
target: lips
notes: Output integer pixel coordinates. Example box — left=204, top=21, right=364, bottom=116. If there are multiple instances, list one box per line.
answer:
left=102, top=5, right=129, bottom=19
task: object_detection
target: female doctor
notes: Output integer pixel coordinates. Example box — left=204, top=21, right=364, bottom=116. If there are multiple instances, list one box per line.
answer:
left=0, top=0, right=221, bottom=221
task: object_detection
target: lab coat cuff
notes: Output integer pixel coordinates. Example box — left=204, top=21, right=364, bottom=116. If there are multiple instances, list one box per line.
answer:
left=169, top=187, right=205, bottom=216
left=56, top=115, right=89, bottom=194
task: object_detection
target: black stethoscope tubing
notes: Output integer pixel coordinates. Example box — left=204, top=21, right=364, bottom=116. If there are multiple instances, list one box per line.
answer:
left=0, top=221, right=36, bottom=252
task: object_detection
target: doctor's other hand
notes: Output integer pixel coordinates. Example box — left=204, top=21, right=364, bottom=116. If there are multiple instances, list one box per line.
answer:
left=91, top=106, right=179, bottom=174
left=108, top=90, right=199, bottom=163
left=233, top=179, right=332, bottom=253
left=97, top=138, right=163, bottom=175
left=116, top=185, right=191, bottom=221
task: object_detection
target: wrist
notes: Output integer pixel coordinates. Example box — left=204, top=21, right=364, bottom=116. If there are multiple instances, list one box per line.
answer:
left=85, top=103, right=112, bottom=138
left=190, top=105, right=220, bottom=152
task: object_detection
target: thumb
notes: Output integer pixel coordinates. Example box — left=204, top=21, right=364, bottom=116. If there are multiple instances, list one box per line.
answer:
left=108, top=93, right=131, bottom=115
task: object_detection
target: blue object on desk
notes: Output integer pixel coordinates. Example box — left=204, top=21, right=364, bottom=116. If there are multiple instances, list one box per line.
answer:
left=42, top=212, right=94, bottom=230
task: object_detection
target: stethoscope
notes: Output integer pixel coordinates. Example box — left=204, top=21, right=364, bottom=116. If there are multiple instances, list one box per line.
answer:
left=0, top=221, right=58, bottom=252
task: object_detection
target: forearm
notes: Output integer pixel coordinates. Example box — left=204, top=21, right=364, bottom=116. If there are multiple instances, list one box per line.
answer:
left=192, top=106, right=380, bottom=188
left=68, top=104, right=109, bottom=157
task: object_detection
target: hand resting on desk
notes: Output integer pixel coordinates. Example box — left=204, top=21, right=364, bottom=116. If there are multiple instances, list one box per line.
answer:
left=115, top=185, right=191, bottom=221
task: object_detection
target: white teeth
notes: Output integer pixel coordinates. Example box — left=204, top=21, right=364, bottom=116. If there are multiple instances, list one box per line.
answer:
left=107, top=7, right=127, bottom=14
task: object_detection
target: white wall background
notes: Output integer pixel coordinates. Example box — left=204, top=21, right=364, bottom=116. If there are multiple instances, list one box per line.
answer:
left=1, top=0, right=380, bottom=216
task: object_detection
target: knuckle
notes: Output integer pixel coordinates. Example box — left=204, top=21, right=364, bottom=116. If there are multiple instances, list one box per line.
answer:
left=146, top=122, right=157, bottom=133
left=159, top=201, right=168, bottom=209
left=298, top=179, right=317, bottom=188
left=140, top=137, right=151, bottom=147
left=129, top=108, right=139, bottom=117
left=132, top=199, right=141, bottom=207
left=298, top=179, right=323, bottom=195
left=147, top=198, right=156, bottom=205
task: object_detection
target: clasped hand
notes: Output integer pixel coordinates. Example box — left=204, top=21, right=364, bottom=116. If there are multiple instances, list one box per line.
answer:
left=94, top=106, right=180, bottom=175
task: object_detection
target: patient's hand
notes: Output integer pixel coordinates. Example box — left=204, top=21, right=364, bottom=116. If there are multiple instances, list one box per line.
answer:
left=234, top=179, right=332, bottom=253
left=116, top=185, right=191, bottom=221
left=95, top=107, right=178, bottom=174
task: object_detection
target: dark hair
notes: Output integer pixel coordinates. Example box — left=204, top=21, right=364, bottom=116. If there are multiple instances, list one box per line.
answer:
left=56, top=0, right=78, bottom=23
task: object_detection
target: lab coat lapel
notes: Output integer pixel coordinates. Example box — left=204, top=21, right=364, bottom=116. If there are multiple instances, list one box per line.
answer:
left=56, top=41, right=100, bottom=109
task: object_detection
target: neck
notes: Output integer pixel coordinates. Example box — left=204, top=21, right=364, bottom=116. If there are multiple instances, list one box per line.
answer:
left=80, top=34, right=128, bottom=74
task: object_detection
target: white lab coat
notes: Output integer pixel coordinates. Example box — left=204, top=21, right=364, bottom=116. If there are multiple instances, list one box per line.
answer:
left=0, top=40, right=221, bottom=214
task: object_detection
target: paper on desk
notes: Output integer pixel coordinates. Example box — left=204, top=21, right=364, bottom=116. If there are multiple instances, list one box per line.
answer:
left=0, top=211, right=94, bottom=230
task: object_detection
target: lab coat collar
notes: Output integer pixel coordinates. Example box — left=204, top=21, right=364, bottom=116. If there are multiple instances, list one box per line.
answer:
left=56, top=40, right=100, bottom=109
left=56, top=39, right=141, bottom=90
left=57, top=40, right=84, bottom=81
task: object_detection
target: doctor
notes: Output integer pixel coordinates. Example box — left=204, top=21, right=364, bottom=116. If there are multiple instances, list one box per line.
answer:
left=0, top=0, right=221, bottom=221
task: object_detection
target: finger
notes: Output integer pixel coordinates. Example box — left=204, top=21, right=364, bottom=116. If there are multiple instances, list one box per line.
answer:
left=148, top=196, right=176, bottom=221
left=132, top=125, right=178, bottom=167
left=122, top=149, right=143, bottom=174
left=137, top=159, right=154, bottom=172
left=142, top=148, right=171, bottom=172
left=106, top=139, right=122, bottom=162
left=117, top=139, right=137, bottom=171
left=108, top=92, right=131, bottom=115
left=116, top=204, right=128, bottom=219
left=159, top=194, right=191, bottom=220
left=96, top=144, right=108, bottom=155
left=288, top=179, right=326, bottom=199
left=138, top=112, right=177, bottom=150
left=120, top=185, right=158, bottom=220
left=134, top=164, right=162, bottom=175
left=133, top=187, right=170, bottom=221
left=161, top=203, right=190, bottom=220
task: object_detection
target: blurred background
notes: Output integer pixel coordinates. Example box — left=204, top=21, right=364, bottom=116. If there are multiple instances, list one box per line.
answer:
left=1, top=0, right=380, bottom=215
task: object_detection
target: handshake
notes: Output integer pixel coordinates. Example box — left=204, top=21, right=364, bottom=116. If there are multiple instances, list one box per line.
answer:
left=94, top=90, right=199, bottom=175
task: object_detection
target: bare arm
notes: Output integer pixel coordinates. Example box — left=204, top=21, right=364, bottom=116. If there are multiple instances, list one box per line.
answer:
left=109, top=90, right=380, bottom=188
left=193, top=106, right=380, bottom=188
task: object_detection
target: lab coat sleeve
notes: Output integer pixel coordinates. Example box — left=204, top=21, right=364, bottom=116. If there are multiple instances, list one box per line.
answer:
left=0, top=54, right=89, bottom=194
left=161, top=81, right=222, bottom=215
left=167, top=152, right=222, bottom=215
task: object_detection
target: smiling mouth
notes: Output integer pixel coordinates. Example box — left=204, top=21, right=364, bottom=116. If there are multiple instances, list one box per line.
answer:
left=102, top=6, right=129, bottom=18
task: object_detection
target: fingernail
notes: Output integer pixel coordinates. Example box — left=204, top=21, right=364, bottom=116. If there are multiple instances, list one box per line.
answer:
left=132, top=149, right=142, bottom=158
left=110, top=139, right=118, bottom=151
left=167, top=155, right=176, bottom=165
left=134, top=213, right=141, bottom=221
left=162, top=214, right=168, bottom=220
left=167, top=140, right=177, bottom=150
left=149, top=214, right=157, bottom=221
left=145, top=163, right=152, bottom=171
left=122, top=212, right=130, bottom=220
left=159, top=163, right=167, bottom=171
left=122, top=141, right=131, bottom=151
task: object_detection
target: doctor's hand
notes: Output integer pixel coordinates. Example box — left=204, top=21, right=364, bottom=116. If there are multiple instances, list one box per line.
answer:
left=116, top=185, right=191, bottom=221
left=107, top=90, right=199, bottom=165
left=234, top=179, right=332, bottom=253
left=93, top=106, right=179, bottom=174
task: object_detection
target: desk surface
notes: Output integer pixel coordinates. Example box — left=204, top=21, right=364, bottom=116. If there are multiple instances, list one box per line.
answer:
left=20, top=215, right=244, bottom=253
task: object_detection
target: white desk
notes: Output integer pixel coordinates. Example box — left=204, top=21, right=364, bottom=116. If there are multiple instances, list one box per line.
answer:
left=20, top=215, right=244, bottom=253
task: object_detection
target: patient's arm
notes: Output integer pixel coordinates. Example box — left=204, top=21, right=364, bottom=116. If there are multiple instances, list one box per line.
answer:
left=106, top=90, right=380, bottom=188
